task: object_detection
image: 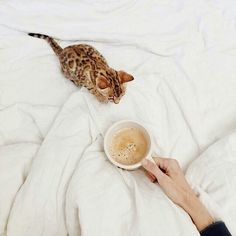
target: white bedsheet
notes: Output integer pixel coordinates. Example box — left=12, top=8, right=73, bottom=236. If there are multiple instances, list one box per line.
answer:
left=0, top=0, right=236, bottom=235
left=186, top=132, right=236, bottom=235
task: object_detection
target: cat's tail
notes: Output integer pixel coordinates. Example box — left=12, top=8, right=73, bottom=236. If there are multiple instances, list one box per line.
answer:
left=28, top=33, right=63, bottom=56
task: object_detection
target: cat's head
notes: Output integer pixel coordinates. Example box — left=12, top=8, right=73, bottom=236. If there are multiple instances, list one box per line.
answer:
left=95, top=70, right=134, bottom=104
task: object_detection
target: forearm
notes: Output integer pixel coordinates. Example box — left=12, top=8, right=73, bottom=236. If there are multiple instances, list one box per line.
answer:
left=181, top=191, right=214, bottom=231
left=142, top=157, right=231, bottom=235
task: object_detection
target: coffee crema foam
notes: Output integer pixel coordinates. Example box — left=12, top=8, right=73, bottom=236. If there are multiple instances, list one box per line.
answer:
left=109, top=127, right=148, bottom=165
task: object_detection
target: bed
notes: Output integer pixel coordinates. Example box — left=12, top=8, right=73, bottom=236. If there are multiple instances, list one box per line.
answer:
left=0, top=0, right=236, bottom=235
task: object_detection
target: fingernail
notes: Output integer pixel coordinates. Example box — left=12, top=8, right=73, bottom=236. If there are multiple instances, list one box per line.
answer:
left=142, top=159, right=148, bottom=166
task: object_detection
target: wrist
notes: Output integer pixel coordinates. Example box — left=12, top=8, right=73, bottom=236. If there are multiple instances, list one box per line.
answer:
left=181, top=190, right=214, bottom=231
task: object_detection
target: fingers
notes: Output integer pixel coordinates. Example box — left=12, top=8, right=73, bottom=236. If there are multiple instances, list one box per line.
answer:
left=142, top=159, right=165, bottom=181
left=152, top=156, right=180, bottom=175
left=152, top=156, right=168, bottom=171
left=152, top=156, right=166, bottom=163
left=145, top=171, right=157, bottom=182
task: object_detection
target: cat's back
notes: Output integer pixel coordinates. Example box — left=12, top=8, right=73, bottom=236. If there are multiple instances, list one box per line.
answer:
left=60, top=44, right=108, bottom=65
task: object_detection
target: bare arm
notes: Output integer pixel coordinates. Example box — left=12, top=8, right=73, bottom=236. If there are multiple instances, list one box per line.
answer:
left=142, top=157, right=214, bottom=231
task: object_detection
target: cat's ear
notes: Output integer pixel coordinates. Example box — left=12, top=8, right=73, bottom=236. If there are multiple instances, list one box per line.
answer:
left=96, top=76, right=110, bottom=89
left=118, top=71, right=134, bottom=84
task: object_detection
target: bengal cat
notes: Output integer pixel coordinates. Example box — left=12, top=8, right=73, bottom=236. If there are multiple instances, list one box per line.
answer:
left=28, top=33, right=134, bottom=104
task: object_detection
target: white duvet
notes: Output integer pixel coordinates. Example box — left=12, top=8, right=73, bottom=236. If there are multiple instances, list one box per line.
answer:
left=0, top=0, right=236, bottom=235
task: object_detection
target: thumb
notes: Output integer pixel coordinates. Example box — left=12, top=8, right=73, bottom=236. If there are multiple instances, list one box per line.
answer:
left=142, top=159, right=165, bottom=182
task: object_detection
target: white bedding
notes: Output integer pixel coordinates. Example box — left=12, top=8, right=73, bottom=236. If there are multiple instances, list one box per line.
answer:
left=186, top=132, right=236, bottom=235
left=0, top=0, right=236, bottom=235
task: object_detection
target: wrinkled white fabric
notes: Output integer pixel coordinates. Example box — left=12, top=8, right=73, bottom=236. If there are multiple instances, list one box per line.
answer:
left=0, top=0, right=236, bottom=235
left=186, top=132, right=236, bottom=235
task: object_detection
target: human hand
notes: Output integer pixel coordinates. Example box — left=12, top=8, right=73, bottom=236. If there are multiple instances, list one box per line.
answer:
left=142, top=157, right=214, bottom=231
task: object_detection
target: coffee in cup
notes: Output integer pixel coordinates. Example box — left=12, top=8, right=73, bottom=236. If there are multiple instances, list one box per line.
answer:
left=104, top=120, right=152, bottom=170
left=109, top=127, right=148, bottom=165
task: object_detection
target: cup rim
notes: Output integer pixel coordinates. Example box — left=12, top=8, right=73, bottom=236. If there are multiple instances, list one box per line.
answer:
left=104, top=119, right=152, bottom=170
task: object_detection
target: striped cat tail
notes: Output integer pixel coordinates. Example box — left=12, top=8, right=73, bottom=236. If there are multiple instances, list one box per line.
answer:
left=28, top=33, right=63, bottom=56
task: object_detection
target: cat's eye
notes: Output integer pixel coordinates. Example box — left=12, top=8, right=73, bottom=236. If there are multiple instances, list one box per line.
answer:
left=96, top=76, right=110, bottom=89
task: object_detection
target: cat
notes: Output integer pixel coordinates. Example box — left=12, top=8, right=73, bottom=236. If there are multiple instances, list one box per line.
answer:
left=28, top=33, right=134, bottom=104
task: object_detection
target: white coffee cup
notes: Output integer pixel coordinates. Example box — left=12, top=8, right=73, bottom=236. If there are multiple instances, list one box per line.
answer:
left=104, top=120, right=153, bottom=170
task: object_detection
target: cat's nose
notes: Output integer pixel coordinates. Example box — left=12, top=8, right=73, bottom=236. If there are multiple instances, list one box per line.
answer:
left=114, top=98, right=120, bottom=104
